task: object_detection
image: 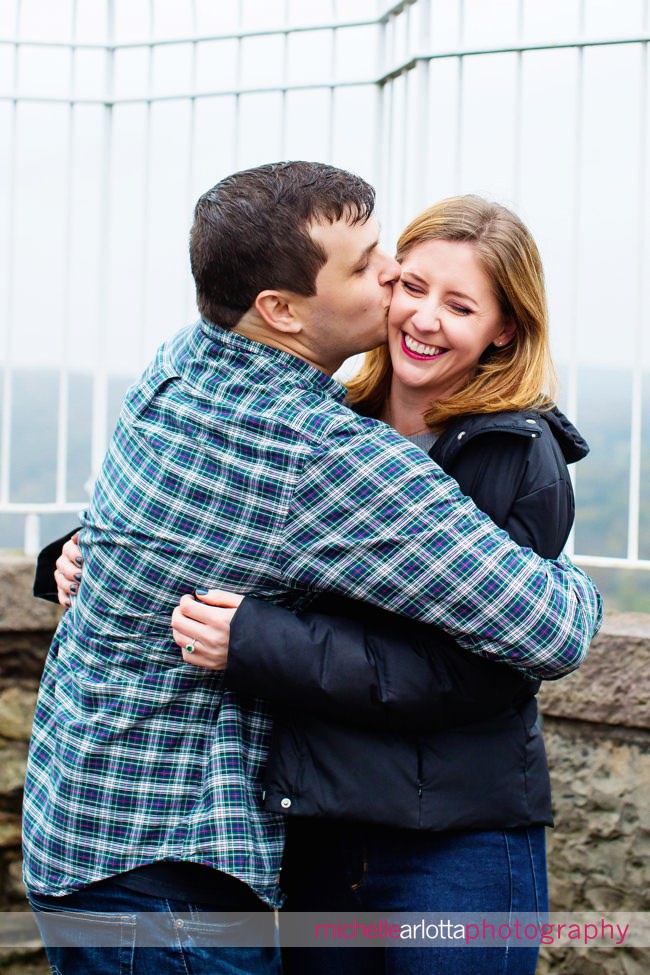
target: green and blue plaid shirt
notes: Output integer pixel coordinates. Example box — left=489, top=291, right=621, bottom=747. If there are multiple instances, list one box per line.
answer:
left=23, top=321, right=602, bottom=907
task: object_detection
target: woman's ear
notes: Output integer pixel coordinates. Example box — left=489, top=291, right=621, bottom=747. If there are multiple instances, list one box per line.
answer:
left=495, top=320, right=516, bottom=348
left=254, top=290, right=302, bottom=335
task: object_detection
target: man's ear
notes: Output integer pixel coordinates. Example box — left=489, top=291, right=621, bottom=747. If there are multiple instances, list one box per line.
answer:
left=254, top=290, right=302, bottom=335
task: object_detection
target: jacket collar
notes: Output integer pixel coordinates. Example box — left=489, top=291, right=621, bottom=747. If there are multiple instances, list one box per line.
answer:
left=430, top=407, right=589, bottom=467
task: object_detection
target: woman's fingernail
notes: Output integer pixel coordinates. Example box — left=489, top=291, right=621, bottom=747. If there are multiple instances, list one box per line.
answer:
left=195, top=588, right=208, bottom=595
left=74, top=573, right=82, bottom=582
left=65, top=598, right=72, bottom=608
left=70, top=584, right=78, bottom=593
left=75, top=557, right=83, bottom=567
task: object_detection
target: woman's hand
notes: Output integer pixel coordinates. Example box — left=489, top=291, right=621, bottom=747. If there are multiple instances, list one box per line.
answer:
left=54, top=532, right=83, bottom=608
left=172, top=589, right=244, bottom=670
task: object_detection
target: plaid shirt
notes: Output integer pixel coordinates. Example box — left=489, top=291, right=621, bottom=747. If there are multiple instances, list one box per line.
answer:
left=23, top=321, right=602, bottom=907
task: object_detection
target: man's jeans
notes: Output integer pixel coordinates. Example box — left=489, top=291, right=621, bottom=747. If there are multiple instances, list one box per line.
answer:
left=28, top=879, right=281, bottom=975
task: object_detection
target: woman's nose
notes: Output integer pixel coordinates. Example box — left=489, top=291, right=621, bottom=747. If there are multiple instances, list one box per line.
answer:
left=412, top=306, right=442, bottom=332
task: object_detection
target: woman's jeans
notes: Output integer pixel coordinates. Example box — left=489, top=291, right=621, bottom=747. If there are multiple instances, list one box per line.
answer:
left=28, top=879, right=281, bottom=975
left=280, top=821, right=548, bottom=975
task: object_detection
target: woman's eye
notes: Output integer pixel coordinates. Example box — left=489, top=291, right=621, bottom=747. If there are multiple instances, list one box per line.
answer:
left=449, top=304, right=471, bottom=315
left=402, top=280, right=424, bottom=295
left=354, top=263, right=368, bottom=274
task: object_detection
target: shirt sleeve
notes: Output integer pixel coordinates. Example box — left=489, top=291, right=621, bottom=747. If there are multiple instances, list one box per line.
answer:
left=278, top=424, right=602, bottom=679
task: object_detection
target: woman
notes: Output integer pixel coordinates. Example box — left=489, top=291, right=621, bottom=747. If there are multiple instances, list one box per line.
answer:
left=56, top=196, right=589, bottom=973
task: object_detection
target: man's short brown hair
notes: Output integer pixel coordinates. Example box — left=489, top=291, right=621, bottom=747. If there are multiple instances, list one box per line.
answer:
left=189, top=161, right=376, bottom=329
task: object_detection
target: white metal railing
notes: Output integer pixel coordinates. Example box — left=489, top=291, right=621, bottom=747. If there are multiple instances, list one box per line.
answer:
left=0, top=0, right=648, bottom=580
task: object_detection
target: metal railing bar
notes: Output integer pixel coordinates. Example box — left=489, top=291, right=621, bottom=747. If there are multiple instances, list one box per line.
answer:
left=89, top=2, right=114, bottom=482
left=55, top=102, right=74, bottom=505
left=0, top=17, right=380, bottom=51
left=0, top=78, right=375, bottom=106
left=626, top=39, right=648, bottom=561
left=277, top=11, right=289, bottom=158
left=232, top=0, right=243, bottom=169
left=512, top=0, right=525, bottom=206
left=4, top=28, right=647, bottom=62
left=137, top=39, right=154, bottom=371
left=54, top=0, right=79, bottom=507
left=377, top=34, right=650, bottom=85
left=182, top=0, right=198, bottom=317
left=373, top=4, right=388, bottom=213
left=0, top=1, right=415, bottom=52
left=0, top=98, right=18, bottom=505
left=0, top=502, right=86, bottom=513
left=0, top=4, right=18, bottom=507
left=573, top=556, right=650, bottom=572
left=563, top=42, right=584, bottom=563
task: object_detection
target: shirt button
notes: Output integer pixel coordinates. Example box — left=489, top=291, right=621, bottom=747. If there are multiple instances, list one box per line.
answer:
left=281, top=797, right=292, bottom=809
left=525, top=419, right=537, bottom=425
left=457, top=431, right=466, bottom=440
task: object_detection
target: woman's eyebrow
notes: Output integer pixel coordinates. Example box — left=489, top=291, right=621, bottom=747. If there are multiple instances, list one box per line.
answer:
left=447, top=290, right=478, bottom=305
left=401, top=266, right=480, bottom=303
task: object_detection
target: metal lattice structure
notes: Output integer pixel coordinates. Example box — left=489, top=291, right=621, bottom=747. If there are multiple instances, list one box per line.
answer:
left=1, top=1, right=649, bottom=599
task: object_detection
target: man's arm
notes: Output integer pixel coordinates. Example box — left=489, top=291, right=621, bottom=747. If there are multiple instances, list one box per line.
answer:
left=226, top=430, right=569, bottom=725
left=279, top=424, right=602, bottom=679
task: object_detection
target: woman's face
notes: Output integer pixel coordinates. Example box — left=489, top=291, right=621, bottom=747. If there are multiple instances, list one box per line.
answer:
left=387, top=238, right=515, bottom=402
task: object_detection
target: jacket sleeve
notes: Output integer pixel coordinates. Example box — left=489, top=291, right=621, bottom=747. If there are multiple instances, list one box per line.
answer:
left=448, top=430, right=575, bottom=558
left=33, top=528, right=81, bottom=603
left=227, top=426, right=576, bottom=731
left=227, top=595, right=537, bottom=732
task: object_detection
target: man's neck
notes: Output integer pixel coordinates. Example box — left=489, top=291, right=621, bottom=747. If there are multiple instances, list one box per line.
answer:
left=231, top=313, right=341, bottom=376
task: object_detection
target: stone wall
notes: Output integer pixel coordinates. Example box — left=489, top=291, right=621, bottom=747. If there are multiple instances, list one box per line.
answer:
left=536, top=613, right=650, bottom=974
left=0, top=558, right=648, bottom=973
left=0, top=557, right=61, bottom=972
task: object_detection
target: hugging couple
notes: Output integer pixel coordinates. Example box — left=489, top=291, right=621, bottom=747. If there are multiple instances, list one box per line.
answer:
left=26, top=160, right=601, bottom=975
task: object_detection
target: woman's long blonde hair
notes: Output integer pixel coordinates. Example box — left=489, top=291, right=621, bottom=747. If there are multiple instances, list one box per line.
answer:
left=346, top=195, right=557, bottom=430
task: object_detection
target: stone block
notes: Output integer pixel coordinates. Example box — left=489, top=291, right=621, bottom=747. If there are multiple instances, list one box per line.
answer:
left=0, top=743, right=28, bottom=799
left=539, top=613, right=650, bottom=730
left=5, top=858, right=27, bottom=902
left=0, top=816, right=21, bottom=851
left=0, top=558, right=61, bottom=633
left=0, top=690, right=38, bottom=742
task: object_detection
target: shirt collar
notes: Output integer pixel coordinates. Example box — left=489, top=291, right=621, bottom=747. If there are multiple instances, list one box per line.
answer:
left=198, top=319, right=347, bottom=402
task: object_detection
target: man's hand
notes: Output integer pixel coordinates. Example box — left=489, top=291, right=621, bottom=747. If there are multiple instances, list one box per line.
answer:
left=171, top=589, right=244, bottom=670
left=54, top=532, right=83, bottom=608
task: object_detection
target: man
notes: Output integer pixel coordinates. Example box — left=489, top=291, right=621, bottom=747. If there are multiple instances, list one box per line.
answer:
left=24, top=161, right=602, bottom=975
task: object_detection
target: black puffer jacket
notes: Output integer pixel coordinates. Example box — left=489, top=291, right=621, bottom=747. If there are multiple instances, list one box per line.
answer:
left=227, top=407, right=589, bottom=831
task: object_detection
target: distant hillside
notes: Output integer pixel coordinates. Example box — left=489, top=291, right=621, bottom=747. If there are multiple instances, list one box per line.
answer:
left=1, top=366, right=649, bottom=612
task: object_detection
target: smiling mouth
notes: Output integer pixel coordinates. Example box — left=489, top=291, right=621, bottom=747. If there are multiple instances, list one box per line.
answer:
left=402, top=332, right=448, bottom=360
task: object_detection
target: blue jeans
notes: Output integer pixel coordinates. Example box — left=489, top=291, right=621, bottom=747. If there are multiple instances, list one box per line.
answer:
left=28, top=879, right=281, bottom=975
left=280, top=822, right=548, bottom=975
